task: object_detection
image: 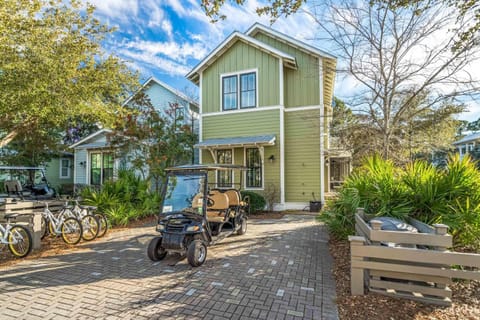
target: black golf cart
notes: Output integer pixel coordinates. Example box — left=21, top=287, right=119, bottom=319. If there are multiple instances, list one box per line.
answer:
left=0, top=166, right=56, bottom=199
left=147, top=164, right=249, bottom=267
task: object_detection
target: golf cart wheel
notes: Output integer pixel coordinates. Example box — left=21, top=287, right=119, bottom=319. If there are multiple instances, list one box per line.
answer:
left=147, top=236, right=167, bottom=261
left=237, top=217, right=247, bottom=235
left=187, top=240, right=207, bottom=267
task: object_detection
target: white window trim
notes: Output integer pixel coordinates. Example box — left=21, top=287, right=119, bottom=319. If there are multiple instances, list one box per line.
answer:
left=59, top=158, right=71, bottom=179
left=219, top=69, right=259, bottom=112
left=244, top=147, right=264, bottom=190
left=88, top=151, right=114, bottom=186
left=215, top=148, right=234, bottom=188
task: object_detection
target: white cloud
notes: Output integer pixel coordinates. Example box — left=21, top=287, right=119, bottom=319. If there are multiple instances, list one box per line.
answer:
left=161, top=20, right=173, bottom=39
left=165, top=0, right=187, bottom=17
left=145, top=0, right=164, bottom=27
left=118, top=49, right=191, bottom=76
left=87, top=0, right=139, bottom=21
left=123, top=39, right=208, bottom=63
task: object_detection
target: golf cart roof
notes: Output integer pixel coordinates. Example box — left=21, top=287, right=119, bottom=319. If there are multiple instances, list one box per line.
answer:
left=0, top=166, right=45, bottom=171
left=166, top=164, right=247, bottom=172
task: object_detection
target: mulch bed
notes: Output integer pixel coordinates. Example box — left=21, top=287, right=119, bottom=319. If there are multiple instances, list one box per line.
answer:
left=329, top=237, right=480, bottom=319
left=248, top=211, right=285, bottom=219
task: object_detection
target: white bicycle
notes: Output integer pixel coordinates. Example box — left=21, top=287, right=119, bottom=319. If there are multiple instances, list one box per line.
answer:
left=40, top=202, right=83, bottom=245
left=0, top=214, right=33, bottom=258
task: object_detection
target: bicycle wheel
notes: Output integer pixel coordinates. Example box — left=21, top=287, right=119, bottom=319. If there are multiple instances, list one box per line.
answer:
left=8, top=225, right=33, bottom=258
left=40, top=216, right=48, bottom=239
left=61, top=218, right=83, bottom=245
left=94, top=213, right=109, bottom=238
left=81, top=214, right=99, bottom=241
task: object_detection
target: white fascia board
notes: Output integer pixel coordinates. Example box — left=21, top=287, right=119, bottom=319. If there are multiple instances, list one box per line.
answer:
left=123, top=77, right=199, bottom=109
left=186, top=31, right=296, bottom=83
left=69, top=128, right=112, bottom=149
left=246, top=23, right=337, bottom=60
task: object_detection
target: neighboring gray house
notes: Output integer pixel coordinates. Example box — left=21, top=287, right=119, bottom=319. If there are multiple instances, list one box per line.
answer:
left=453, top=132, right=480, bottom=159
left=70, top=77, right=199, bottom=187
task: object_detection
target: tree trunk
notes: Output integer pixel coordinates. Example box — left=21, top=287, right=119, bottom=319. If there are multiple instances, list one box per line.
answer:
left=0, top=131, right=18, bottom=148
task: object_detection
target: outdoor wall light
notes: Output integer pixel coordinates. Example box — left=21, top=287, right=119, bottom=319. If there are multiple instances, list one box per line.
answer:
left=79, top=161, right=86, bottom=168
left=268, top=155, right=275, bottom=163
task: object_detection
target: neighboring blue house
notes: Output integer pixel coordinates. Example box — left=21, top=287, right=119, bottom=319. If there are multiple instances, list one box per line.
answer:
left=70, top=77, right=199, bottom=187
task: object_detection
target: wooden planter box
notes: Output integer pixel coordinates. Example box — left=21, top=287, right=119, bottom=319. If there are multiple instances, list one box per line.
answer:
left=350, top=208, right=480, bottom=305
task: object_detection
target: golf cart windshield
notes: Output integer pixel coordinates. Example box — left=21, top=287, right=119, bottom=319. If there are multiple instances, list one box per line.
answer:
left=162, top=173, right=205, bottom=215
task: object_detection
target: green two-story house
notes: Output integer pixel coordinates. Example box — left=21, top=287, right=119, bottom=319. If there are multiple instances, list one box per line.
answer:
left=186, top=23, right=337, bottom=210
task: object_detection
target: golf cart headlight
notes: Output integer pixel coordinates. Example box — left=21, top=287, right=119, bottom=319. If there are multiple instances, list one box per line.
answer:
left=157, top=224, right=165, bottom=232
left=186, top=225, right=200, bottom=232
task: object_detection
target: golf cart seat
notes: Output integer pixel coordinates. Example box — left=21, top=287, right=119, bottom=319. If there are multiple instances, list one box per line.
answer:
left=207, top=190, right=229, bottom=223
left=4, top=180, right=24, bottom=199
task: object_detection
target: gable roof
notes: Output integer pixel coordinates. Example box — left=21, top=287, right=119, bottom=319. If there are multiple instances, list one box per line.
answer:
left=246, top=23, right=337, bottom=108
left=123, top=77, right=198, bottom=108
left=246, top=23, right=337, bottom=60
left=69, top=128, right=112, bottom=149
left=186, top=31, right=298, bottom=85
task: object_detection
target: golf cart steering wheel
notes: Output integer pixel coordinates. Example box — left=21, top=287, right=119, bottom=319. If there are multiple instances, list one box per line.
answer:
left=207, top=197, right=215, bottom=207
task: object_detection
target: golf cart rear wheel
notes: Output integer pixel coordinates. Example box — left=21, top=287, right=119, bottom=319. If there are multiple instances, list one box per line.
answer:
left=187, top=240, right=207, bottom=267
left=237, top=218, right=247, bottom=235
left=147, top=236, right=167, bottom=261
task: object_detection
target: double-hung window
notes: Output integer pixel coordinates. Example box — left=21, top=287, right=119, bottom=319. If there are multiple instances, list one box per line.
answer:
left=222, top=71, right=256, bottom=111
left=60, top=158, right=71, bottom=179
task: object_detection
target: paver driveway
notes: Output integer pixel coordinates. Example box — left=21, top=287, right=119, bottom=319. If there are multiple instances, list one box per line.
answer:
left=0, top=214, right=338, bottom=320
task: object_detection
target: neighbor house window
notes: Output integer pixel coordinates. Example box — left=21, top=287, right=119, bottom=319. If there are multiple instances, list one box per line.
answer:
left=90, top=152, right=114, bottom=186
left=221, top=71, right=256, bottom=111
left=217, top=149, right=232, bottom=187
left=60, top=158, right=71, bottom=179
left=246, top=148, right=262, bottom=188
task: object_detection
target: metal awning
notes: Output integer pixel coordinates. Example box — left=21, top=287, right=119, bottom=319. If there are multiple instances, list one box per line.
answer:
left=195, top=134, right=276, bottom=149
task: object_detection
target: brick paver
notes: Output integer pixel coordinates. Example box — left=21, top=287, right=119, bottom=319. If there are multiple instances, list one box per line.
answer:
left=0, top=215, right=338, bottom=319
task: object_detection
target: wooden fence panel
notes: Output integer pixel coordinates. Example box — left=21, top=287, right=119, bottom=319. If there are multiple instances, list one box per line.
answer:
left=350, top=210, right=480, bottom=306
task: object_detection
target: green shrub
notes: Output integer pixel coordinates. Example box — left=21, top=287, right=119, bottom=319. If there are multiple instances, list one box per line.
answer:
left=80, top=169, right=161, bottom=227
left=241, top=191, right=266, bottom=213
left=324, top=154, right=480, bottom=249
left=318, top=187, right=360, bottom=238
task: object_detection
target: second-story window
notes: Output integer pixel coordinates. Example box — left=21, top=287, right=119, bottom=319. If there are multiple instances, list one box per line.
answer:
left=240, top=73, right=256, bottom=108
left=222, top=76, right=237, bottom=111
left=222, top=71, right=256, bottom=111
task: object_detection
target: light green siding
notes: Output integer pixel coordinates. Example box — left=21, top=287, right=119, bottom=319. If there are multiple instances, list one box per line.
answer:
left=201, top=109, right=281, bottom=199
left=202, top=41, right=280, bottom=113
left=284, top=110, right=321, bottom=202
left=253, top=33, right=320, bottom=108
left=45, top=156, right=74, bottom=192
left=203, top=109, right=279, bottom=140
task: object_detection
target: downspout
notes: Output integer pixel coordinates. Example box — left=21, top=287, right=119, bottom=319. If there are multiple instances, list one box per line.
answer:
left=279, top=58, right=285, bottom=208
left=199, top=72, right=203, bottom=164
left=318, top=58, right=325, bottom=204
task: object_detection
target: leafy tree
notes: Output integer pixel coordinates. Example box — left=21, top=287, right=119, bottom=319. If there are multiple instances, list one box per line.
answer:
left=108, top=93, right=197, bottom=191
left=201, top=0, right=305, bottom=22
left=0, top=0, right=138, bottom=151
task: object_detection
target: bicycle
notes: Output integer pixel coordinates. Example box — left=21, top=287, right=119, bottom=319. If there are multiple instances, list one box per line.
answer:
left=0, top=214, right=33, bottom=258
left=67, top=201, right=100, bottom=241
left=40, top=202, right=83, bottom=245
left=72, top=200, right=109, bottom=238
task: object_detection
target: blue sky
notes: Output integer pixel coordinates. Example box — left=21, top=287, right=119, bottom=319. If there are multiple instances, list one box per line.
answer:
left=85, top=0, right=480, bottom=121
